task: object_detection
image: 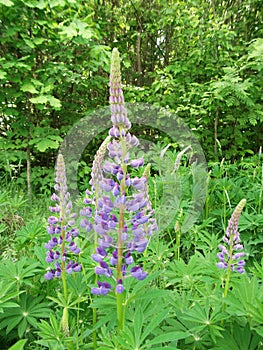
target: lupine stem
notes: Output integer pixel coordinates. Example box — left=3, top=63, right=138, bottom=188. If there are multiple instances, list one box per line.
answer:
left=174, top=209, right=183, bottom=260
left=116, top=134, right=127, bottom=332
left=60, top=191, right=69, bottom=335
left=93, top=186, right=100, bottom=350
left=223, top=235, right=234, bottom=299
left=117, top=292, right=125, bottom=332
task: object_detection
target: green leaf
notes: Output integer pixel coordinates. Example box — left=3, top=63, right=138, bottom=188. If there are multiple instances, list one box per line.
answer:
left=33, top=37, right=46, bottom=45
left=23, top=0, right=45, bottom=8
left=35, top=139, right=59, bottom=152
left=48, top=95, right=62, bottom=109
left=143, top=331, right=190, bottom=347
left=60, top=23, right=78, bottom=38
left=0, top=0, right=14, bottom=6
left=8, top=339, right=28, bottom=350
left=140, top=309, right=169, bottom=343
left=0, top=70, right=7, bottom=79
left=18, top=318, right=28, bottom=339
left=30, top=95, right=48, bottom=104
left=23, top=39, right=35, bottom=49
left=5, top=315, right=23, bottom=334
left=21, top=83, right=38, bottom=94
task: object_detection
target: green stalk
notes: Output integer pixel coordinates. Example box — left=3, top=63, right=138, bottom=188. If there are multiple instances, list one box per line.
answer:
left=60, top=190, right=69, bottom=336
left=222, top=234, right=234, bottom=312
left=76, top=299, right=80, bottom=350
left=258, top=163, right=263, bottom=214
left=223, top=236, right=233, bottom=299
left=117, top=292, right=125, bottom=332
left=92, top=306, right=97, bottom=349
left=117, top=204, right=125, bottom=332
left=174, top=209, right=183, bottom=260
left=61, top=225, right=69, bottom=335
left=175, top=223, right=181, bottom=261
left=93, top=184, right=100, bottom=350
left=116, top=133, right=127, bottom=332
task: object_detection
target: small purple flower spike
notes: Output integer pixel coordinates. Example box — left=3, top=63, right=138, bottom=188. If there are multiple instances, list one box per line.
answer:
left=44, top=154, right=82, bottom=280
left=216, top=199, right=246, bottom=274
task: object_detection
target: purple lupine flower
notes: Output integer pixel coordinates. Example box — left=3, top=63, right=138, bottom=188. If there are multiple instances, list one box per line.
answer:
left=44, top=270, right=55, bottom=280
left=44, top=154, right=82, bottom=280
left=91, top=281, right=112, bottom=295
left=116, top=280, right=124, bottom=294
left=216, top=199, right=246, bottom=274
left=130, top=266, right=147, bottom=280
left=81, top=48, right=157, bottom=296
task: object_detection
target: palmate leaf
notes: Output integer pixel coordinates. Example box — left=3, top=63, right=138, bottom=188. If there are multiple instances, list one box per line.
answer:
left=36, top=313, right=74, bottom=349
left=226, top=275, right=263, bottom=320
left=0, top=258, right=41, bottom=285
left=211, top=322, right=262, bottom=350
left=0, top=294, right=50, bottom=337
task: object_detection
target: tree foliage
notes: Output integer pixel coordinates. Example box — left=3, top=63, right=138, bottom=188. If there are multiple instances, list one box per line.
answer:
left=0, top=0, right=262, bottom=191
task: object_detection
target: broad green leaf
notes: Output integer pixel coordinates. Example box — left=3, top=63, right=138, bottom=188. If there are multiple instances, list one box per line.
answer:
left=8, top=339, right=28, bottom=350
left=49, top=0, right=65, bottom=6
left=20, top=83, right=38, bottom=94
left=30, top=95, right=48, bottom=104
left=23, top=39, right=35, bottom=49
left=60, top=23, right=78, bottom=38
left=33, top=37, right=46, bottom=45
left=35, top=139, right=59, bottom=152
left=0, top=0, right=14, bottom=6
left=0, top=70, right=7, bottom=79
left=48, top=95, right=62, bottom=108
left=23, top=0, right=45, bottom=8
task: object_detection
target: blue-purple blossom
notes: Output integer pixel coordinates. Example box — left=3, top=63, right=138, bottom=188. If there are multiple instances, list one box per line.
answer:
left=216, top=199, right=246, bottom=274
left=81, top=48, right=157, bottom=295
left=44, top=154, right=82, bottom=281
left=91, top=281, right=112, bottom=295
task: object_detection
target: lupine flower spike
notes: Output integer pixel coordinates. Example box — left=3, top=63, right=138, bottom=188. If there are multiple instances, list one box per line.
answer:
left=44, top=153, right=82, bottom=281
left=216, top=198, right=246, bottom=298
left=82, top=49, right=158, bottom=304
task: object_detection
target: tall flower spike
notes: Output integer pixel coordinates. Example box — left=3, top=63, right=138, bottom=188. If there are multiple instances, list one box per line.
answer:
left=44, top=153, right=82, bottom=281
left=217, top=198, right=246, bottom=274
left=86, top=48, right=157, bottom=300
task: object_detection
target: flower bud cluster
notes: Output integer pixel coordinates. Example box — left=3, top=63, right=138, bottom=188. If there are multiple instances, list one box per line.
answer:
left=216, top=199, right=246, bottom=274
left=44, top=154, right=82, bottom=280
